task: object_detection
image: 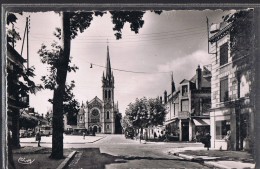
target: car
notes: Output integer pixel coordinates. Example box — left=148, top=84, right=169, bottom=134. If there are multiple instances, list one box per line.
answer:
left=125, top=127, right=134, bottom=139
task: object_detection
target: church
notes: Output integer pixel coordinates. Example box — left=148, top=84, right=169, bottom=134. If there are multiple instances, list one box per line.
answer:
left=76, top=46, right=119, bottom=134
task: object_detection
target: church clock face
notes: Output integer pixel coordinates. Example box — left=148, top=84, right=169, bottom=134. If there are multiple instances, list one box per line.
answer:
left=92, top=109, right=99, bottom=116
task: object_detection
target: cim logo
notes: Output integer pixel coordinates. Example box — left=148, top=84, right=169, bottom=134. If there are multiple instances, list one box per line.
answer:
left=18, top=157, right=35, bottom=165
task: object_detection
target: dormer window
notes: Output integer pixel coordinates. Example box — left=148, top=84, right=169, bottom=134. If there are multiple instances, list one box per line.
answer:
left=182, top=85, right=188, bottom=97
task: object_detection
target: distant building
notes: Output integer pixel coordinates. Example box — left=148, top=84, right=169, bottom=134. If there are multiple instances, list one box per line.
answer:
left=77, top=46, right=119, bottom=134
left=164, top=65, right=212, bottom=141
left=7, top=43, right=29, bottom=147
left=208, top=10, right=254, bottom=151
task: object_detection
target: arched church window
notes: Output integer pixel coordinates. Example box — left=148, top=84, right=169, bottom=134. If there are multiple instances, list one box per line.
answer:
left=105, top=90, right=107, bottom=98
left=107, top=111, right=110, bottom=119
left=108, top=90, right=111, bottom=99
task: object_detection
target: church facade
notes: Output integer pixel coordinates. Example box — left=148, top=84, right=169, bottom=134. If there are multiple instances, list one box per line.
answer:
left=77, top=46, right=118, bottom=134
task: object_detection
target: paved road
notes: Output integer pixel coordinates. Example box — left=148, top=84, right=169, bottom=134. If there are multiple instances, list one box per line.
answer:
left=21, top=134, right=213, bottom=168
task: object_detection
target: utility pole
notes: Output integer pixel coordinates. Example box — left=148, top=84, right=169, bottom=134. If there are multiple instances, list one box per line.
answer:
left=27, top=16, right=30, bottom=69
left=20, top=16, right=30, bottom=69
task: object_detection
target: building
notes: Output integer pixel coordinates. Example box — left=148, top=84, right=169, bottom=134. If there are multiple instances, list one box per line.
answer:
left=208, top=10, right=254, bottom=151
left=76, top=46, right=119, bottom=134
left=7, top=43, right=29, bottom=147
left=164, top=65, right=212, bottom=142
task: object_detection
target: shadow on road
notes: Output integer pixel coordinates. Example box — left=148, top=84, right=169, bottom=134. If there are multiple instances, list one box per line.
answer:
left=67, top=148, right=189, bottom=169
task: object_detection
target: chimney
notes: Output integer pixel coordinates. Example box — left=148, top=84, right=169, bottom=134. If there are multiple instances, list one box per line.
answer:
left=160, top=96, right=162, bottom=104
left=164, top=90, right=167, bottom=103
left=196, top=65, right=202, bottom=90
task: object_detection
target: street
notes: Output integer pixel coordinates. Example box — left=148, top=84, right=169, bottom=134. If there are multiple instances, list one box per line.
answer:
left=21, top=134, right=213, bottom=169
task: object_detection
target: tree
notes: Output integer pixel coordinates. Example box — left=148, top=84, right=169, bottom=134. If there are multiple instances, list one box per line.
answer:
left=125, top=97, right=166, bottom=141
left=7, top=13, right=22, bottom=47
left=37, top=11, right=160, bottom=159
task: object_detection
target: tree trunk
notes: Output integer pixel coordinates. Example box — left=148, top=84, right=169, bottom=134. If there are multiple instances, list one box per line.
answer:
left=50, top=12, right=71, bottom=159
left=12, top=109, right=20, bottom=148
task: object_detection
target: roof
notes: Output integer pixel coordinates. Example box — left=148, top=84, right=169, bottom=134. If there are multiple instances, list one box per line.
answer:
left=179, top=79, right=190, bottom=84
left=7, top=43, right=26, bottom=64
left=190, top=73, right=211, bottom=88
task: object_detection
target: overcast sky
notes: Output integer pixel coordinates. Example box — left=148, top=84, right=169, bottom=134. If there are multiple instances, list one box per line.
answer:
left=10, top=10, right=234, bottom=115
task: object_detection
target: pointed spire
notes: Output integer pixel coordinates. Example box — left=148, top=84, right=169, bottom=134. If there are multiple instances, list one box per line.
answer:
left=171, top=72, right=176, bottom=93
left=106, top=44, right=112, bottom=80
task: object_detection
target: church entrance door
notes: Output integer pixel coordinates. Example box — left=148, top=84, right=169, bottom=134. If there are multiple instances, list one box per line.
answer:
left=93, top=126, right=98, bottom=133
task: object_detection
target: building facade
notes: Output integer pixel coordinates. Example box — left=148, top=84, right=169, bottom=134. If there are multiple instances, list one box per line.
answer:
left=164, top=65, right=211, bottom=142
left=208, top=10, right=254, bottom=151
left=76, top=46, right=118, bottom=134
left=7, top=44, right=29, bottom=147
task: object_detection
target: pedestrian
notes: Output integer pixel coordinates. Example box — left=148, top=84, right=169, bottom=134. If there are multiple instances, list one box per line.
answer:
left=204, top=132, right=211, bottom=150
left=83, top=131, right=85, bottom=139
left=36, top=130, right=41, bottom=147
left=224, top=130, right=231, bottom=150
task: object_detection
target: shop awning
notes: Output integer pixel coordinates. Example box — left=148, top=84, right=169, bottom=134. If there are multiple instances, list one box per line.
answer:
left=193, top=119, right=210, bottom=126
left=164, top=119, right=177, bottom=126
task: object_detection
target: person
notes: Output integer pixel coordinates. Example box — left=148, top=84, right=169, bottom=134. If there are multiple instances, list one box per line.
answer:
left=204, top=133, right=211, bottom=150
left=224, top=130, right=231, bottom=150
left=36, top=130, right=41, bottom=147
left=83, top=131, right=86, bottom=139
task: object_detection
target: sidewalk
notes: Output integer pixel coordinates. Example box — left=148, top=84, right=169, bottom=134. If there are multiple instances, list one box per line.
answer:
left=12, top=146, right=76, bottom=169
left=20, top=134, right=105, bottom=144
left=168, top=147, right=255, bottom=169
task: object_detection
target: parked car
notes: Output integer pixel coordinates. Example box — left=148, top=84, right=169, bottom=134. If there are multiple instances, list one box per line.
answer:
left=125, top=127, right=134, bottom=139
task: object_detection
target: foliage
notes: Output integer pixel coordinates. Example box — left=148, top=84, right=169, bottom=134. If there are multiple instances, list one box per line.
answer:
left=38, top=36, right=80, bottom=121
left=45, top=11, right=161, bottom=159
left=19, top=113, right=38, bottom=129
left=7, top=13, right=22, bottom=45
left=125, top=97, right=166, bottom=129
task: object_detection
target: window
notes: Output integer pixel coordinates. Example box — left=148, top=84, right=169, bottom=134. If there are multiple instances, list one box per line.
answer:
left=108, top=90, right=111, bottom=99
left=182, top=85, right=188, bottom=96
left=106, top=111, right=110, bottom=119
left=107, top=125, right=109, bottom=129
left=105, top=90, right=107, bottom=98
left=174, top=103, right=179, bottom=116
left=181, top=99, right=189, bottom=111
left=220, top=77, right=229, bottom=102
left=216, top=120, right=230, bottom=140
left=220, top=43, right=228, bottom=66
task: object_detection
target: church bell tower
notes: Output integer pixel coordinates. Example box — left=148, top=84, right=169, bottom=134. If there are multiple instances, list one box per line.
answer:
left=102, top=45, right=115, bottom=133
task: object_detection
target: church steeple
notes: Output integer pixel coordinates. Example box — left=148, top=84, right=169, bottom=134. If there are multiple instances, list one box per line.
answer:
left=171, top=72, right=175, bottom=93
left=106, top=45, right=112, bottom=80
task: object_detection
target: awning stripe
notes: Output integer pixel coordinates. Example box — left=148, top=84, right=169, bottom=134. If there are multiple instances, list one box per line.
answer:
left=193, top=119, right=210, bottom=126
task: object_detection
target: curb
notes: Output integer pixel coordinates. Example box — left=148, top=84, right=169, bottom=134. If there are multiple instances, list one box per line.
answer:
left=203, top=161, right=229, bottom=169
left=173, top=153, right=204, bottom=163
left=56, top=151, right=77, bottom=169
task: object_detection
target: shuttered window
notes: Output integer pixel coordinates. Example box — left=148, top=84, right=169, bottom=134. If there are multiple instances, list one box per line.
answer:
left=220, top=77, right=229, bottom=102
left=220, top=43, right=228, bottom=66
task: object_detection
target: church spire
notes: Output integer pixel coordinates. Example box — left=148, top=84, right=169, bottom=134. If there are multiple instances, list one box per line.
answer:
left=106, top=44, right=112, bottom=80
left=171, top=72, right=175, bottom=93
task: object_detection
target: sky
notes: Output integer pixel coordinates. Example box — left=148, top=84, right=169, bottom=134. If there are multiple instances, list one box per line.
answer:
left=9, top=9, right=234, bottom=116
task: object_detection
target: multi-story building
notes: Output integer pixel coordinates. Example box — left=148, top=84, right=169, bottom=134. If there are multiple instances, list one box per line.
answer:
left=164, top=65, right=212, bottom=141
left=208, top=10, right=254, bottom=151
left=7, top=43, right=29, bottom=147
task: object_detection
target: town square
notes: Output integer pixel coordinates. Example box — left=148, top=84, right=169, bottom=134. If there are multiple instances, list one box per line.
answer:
left=4, top=5, right=259, bottom=169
